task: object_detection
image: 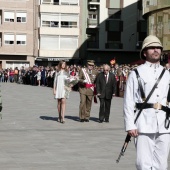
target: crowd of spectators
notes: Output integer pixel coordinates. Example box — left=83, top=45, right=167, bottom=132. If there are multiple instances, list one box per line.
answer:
left=1, top=62, right=168, bottom=97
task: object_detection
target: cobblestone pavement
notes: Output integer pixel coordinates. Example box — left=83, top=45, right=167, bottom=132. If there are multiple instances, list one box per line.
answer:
left=0, top=83, right=169, bottom=170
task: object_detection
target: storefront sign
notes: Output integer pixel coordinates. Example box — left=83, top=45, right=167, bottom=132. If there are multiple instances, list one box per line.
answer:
left=35, top=58, right=70, bottom=61
left=47, top=58, right=69, bottom=61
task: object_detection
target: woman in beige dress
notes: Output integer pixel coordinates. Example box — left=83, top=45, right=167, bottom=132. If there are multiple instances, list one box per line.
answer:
left=53, top=60, right=69, bottom=123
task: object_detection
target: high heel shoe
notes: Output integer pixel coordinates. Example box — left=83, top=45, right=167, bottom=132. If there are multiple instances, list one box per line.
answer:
left=61, top=118, right=65, bottom=124
left=58, top=117, right=61, bottom=122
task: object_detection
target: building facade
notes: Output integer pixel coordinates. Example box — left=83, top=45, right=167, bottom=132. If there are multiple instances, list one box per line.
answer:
left=83, top=0, right=147, bottom=65
left=0, top=0, right=149, bottom=68
left=35, top=0, right=81, bottom=66
left=0, top=0, right=35, bottom=69
left=142, top=0, right=170, bottom=62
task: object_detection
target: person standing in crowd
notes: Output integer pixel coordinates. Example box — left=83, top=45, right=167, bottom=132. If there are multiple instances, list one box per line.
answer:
left=41, top=66, right=46, bottom=86
left=53, top=60, right=69, bottom=123
left=0, top=85, right=2, bottom=119
left=20, top=66, right=26, bottom=84
left=78, top=60, right=98, bottom=122
left=9, top=69, right=15, bottom=83
left=124, top=35, right=170, bottom=170
left=96, top=64, right=116, bottom=123
left=31, top=66, right=37, bottom=86
left=25, top=67, right=31, bottom=85
left=0, top=69, right=3, bottom=82
left=35, top=68, right=41, bottom=86
left=14, top=67, right=19, bottom=83
left=4, top=70, right=8, bottom=83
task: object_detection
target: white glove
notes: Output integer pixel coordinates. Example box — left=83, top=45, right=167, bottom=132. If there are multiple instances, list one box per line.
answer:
left=83, top=79, right=88, bottom=83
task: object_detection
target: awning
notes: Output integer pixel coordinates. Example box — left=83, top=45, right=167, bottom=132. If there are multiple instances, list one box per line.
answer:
left=35, top=57, right=79, bottom=62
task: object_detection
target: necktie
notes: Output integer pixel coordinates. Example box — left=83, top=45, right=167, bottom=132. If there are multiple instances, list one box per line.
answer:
left=105, top=74, right=107, bottom=83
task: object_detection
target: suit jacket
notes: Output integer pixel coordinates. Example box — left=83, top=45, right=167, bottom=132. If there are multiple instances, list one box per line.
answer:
left=96, top=72, right=116, bottom=99
left=78, top=68, right=98, bottom=95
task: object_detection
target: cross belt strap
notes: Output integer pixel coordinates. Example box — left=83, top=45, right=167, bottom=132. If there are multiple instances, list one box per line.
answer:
left=134, top=69, right=146, bottom=101
left=134, top=68, right=166, bottom=123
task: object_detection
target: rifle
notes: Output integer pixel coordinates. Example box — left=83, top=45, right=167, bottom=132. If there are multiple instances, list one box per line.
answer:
left=116, top=134, right=131, bottom=163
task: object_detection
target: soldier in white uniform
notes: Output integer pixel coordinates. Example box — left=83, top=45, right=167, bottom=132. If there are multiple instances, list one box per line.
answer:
left=124, top=35, right=170, bottom=170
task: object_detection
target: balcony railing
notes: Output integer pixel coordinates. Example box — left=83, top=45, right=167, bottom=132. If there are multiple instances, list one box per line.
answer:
left=87, top=41, right=99, bottom=48
left=87, top=19, right=98, bottom=26
left=41, top=0, right=79, bottom=5
left=88, top=0, right=100, bottom=5
left=105, top=42, right=123, bottom=49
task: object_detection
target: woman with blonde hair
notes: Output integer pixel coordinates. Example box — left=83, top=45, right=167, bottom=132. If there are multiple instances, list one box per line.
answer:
left=53, top=60, right=69, bottom=123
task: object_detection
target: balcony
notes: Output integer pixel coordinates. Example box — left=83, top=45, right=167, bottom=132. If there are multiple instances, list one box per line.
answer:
left=41, top=0, right=79, bottom=5
left=105, top=42, right=123, bottom=49
left=87, top=41, right=99, bottom=49
left=106, top=20, right=123, bottom=32
left=86, top=28, right=98, bottom=34
left=87, top=19, right=98, bottom=28
left=88, top=0, right=100, bottom=5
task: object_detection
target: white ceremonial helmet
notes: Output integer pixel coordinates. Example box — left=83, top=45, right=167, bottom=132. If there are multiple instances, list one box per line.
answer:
left=140, top=35, right=163, bottom=60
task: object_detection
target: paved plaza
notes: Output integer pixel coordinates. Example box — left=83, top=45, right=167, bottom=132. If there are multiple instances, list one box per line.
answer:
left=0, top=83, right=169, bottom=170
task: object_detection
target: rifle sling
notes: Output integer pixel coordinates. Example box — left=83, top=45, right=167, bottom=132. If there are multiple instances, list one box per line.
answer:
left=134, top=68, right=165, bottom=123
left=134, top=69, right=146, bottom=101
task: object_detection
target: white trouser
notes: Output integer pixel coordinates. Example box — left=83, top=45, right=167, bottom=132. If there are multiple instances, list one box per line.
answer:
left=135, top=133, right=170, bottom=170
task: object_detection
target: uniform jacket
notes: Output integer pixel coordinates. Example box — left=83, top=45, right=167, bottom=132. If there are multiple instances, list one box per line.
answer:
left=124, top=61, right=170, bottom=133
left=78, top=68, right=98, bottom=95
left=96, top=72, right=116, bottom=99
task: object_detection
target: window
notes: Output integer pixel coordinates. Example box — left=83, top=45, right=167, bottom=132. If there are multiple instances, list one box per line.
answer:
left=107, top=32, right=121, bottom=42
left=4, top=33, right=14, bottom=45
left=41, top=14, right=59, bottom=27
left=4, top=11, right=14, bottom=22
left=108, top=9, right=121, bottom=19
left=41, top=13, right=79, bottom=28
left=42, top=0, right=51, bottom=4
left=54, top=0, right=59, bottom=5
left=40, top=35, right=78, bottom=50
left=89, top=14, right=97, bottom=20
left=61, top=0, right=79, bottom=5
left=16, top=12, right=26, bottom=23
left=60, top=36, right=78, bottom=49
left=40, top=36, right=59, bottom=50
left=16, top=34, right=26, bottom=45
left=60, top=14, right=78, bottom=28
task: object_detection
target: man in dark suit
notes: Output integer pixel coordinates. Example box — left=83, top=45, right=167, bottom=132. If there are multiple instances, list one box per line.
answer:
left=96, top=64, right=116, bottom=123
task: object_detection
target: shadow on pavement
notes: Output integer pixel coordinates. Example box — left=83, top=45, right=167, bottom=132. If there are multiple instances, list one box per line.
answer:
left=65, top=115, right=99, bottom=122
left=89, top=117, right=99, bottom=122
left=40, top=116, right=99, bottom=122
left=65, top=115, right=79, bottom=122
left=40, top=116, right=57, bottom=121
